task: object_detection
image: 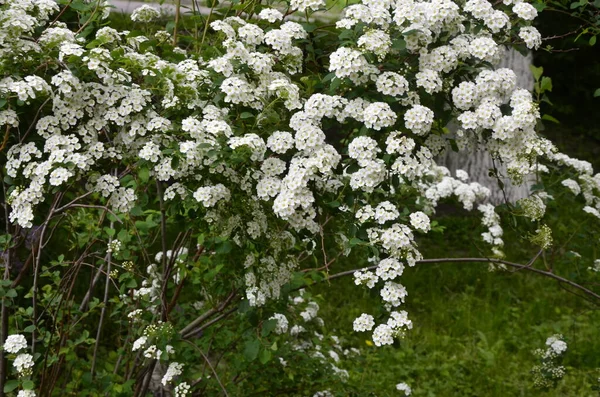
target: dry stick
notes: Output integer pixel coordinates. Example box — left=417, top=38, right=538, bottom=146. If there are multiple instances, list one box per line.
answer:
left=19, top=97, right=51, bottom=145
left=179, top=290, right=237, bottom=336
left=163, top=230, right=192, bottom=317
left=182, top=307, right=237, bottom=339
left=0, top=124, right=10, bottom=153
left=325, top=257, right=600, bottom=302
left=184, top=340, right=230, bottom=397
left=11, top=253, right=32, bottom=288
left=31, top=192, right=62, bottom=354
left=134, top=359, right=157, bottom=397
left=78, top=254, right=107, bottom=312
left=90, top=219, right=114, bottom=377
left=53, top=191, right=94, bottom=213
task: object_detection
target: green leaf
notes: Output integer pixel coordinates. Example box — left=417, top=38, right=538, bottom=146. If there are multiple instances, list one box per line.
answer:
left=240, top=112, right=254, bottom=119
left=327, top=200, right=340, bottom=208
left=244, top=339, right=260, bottom=361
left=392, top=38, right=406, bottom=50
left=302, top=23, right=317, bottom=32
left=259, top=349, right=272, bottom=364
left=540, top=76, right=553, bottom=92
left=529, top=65, right=543, bottom=81
left=590, top=36, right=597, bottom=46
left=215, top=240, right=232, bottom=254
left=5, top=289, right=17, bottom=298
left=261, top=319, right=277, bottom=337
left=594, top=88, right=600, bottom=97
left=22, top=380, right=35, bottom=390
left=542, top=114, right=560, bottom=124
left=104, top=227, right=116, bottom=237
left=349, top=238, right=364, bottom=247
left=3, top=380, right=18, bottom=393
left=533, top=2, right=546, bottom=11
left=138, top=167, right=150, bottom=184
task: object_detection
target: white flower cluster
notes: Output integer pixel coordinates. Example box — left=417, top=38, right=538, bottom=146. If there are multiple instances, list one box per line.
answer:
left=3, top=334, right=34, bottom=379
left=396, top=382, right=412, bottom=395
left=130, top=5, right=160, bottom=23
left=4, top=334, right=28, bottom=354
left=478, top=203, right=504, bottom=259
left=532, top=334, right=567, bottom=388
left=269, top=313, right=289, bottom=334
left=161, top=362, right=184, bottom=386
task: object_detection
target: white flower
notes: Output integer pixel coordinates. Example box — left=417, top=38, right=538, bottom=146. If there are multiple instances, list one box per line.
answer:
left=131, top=5, right=160, bottom=22
left=396, top=382, right=412, bottom=395
left=269, top=313, right=289, bottom=334
left=364, top=102, right=397, bottom=130
left=372, top=324, right=394, bottom=346
left=174, top=382, right=191, bottom=397
left=410, top=212, right=430, bottom=232
left=258, top=8, right=284, bottom=23
left=4, top=334, right=27, bottom=354
left=353, top=313, right=375, bottom=332
left=49, top=167, right=72, bottom=186
left=13, top=353, right=34, bottom=375
left=132, top=336, right=147, bottom=351
left=404, top=105, right=434, bottom=136
left=17, top=391, right=36, bottom=397
left=513, top=2, right=537, bottom=20
left=161, top=362, right=184, bottom=386
left=519, top=26, right=542, bottom=50
left=376, top=72, right=409, bottom=97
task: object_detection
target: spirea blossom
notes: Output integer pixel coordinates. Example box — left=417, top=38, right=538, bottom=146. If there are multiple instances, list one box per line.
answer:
left=3, top=334, right=27, bottom=354
left=161, top=362, right=184, bottom=386
left=409, top=212, right=431, bottom=232
left=513, top=2, right=537, bottom=21
left=13, top=353, right=34, bottom=375
left=130, top=5, right=160, bottom=22
left=376, top=72, right=409, bottom=97
left=404, top=105, right=434, bottom=136
left=353, top=314, right=375, bottom=332
left=396, top=382, right=412, bottom=395
left=258, top=8, right=283, bottom=23
left=269, top=313, right=289, bottom=334
left=519, top=26, right=542, bottom=49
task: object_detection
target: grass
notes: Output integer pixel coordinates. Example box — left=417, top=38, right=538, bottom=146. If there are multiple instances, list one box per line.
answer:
left=314, top=214, right=600, bottom=396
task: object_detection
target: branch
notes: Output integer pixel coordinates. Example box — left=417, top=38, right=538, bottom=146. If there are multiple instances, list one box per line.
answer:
left=324, top=256, right=600, bottom=302
left=179, top=291, right=237, bottom=337
left=183, top=340, right=230, bottom=397
left=91, top=220, right=114, bottom=377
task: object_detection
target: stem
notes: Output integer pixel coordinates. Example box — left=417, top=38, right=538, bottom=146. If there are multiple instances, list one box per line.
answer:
left=179, top=291, right=236, bottom=336
left=90, top=219, right=114, bottom=377
left=31, top=193, right=62, bottom=353
left=0, top=178, right=12, bottom=396
left=182, top=307, right=237, bottom=339
left=156, top=181, right=169, bottom=321
left=183, top=340, right=230, bottom=396
left=200, top=0, right=216, bottom=50
left=173, top=0, right=181, bottom=46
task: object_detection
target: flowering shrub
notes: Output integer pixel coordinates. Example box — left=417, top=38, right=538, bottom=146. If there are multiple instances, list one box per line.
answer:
left=531, top=334, right=568, bottom=389
left=1, top=0, right=600, bottom=394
